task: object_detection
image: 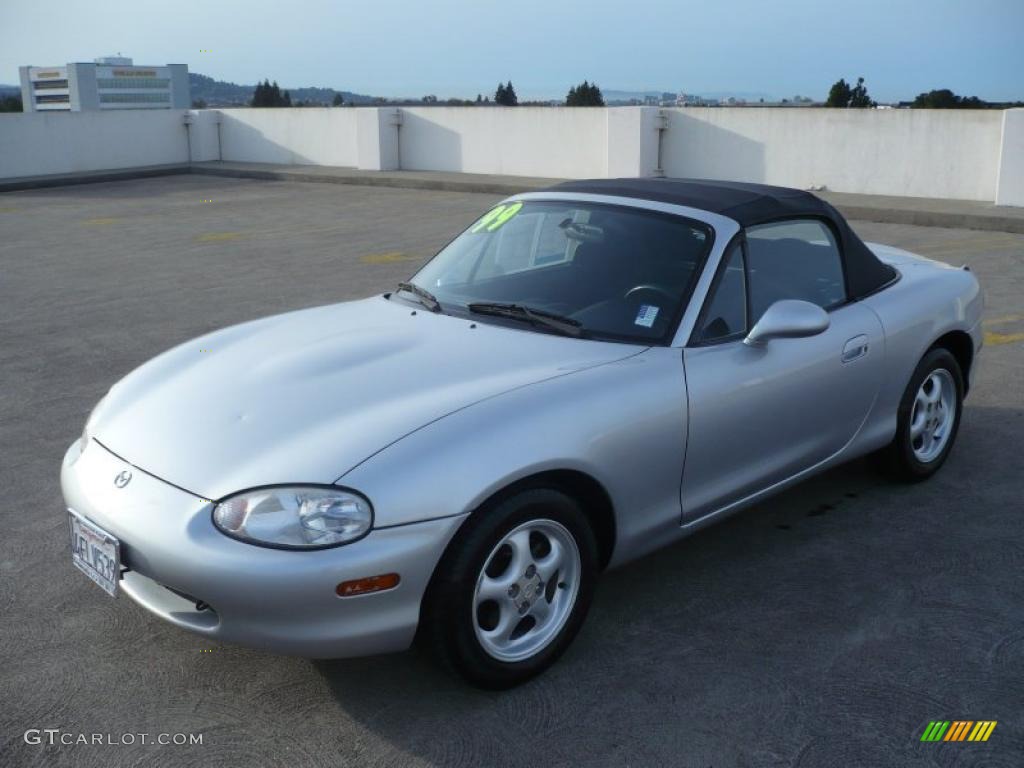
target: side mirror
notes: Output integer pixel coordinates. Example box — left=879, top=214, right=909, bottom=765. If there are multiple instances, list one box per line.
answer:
left=743, top=299, right=829, bottom=346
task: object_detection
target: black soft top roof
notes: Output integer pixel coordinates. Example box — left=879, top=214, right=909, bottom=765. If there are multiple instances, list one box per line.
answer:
left=546, top=177, right=896, bottom=299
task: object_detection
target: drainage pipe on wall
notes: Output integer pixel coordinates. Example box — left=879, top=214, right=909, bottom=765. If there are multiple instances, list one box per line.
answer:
left=182, top=111, right=193, bottom=163
left=653, top=110, right=668, bottom=178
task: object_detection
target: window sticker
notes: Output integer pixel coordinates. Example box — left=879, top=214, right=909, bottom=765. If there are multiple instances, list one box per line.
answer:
left=470, top=202, right=523, bottom=233
left=635, top=304, right=659, bottom=328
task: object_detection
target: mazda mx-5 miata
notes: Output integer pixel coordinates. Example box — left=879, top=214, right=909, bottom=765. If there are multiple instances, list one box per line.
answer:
left=63, top=178, right=982, bottom=688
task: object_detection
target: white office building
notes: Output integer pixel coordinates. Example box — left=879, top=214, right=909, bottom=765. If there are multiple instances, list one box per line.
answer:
left=19, top=57, right=189, bottom=112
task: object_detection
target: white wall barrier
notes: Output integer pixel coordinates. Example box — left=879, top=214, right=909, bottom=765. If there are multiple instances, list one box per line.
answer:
left=217, top=108, right=359, bottom=167
left=1, top=105, right=1022, bottom=205
left=996, top=109, right=1024, bottom=207
left=397, top=107, right=609, bottom=178
left=660, top=107, right=1004, bottom=202
left=0, top=110, right=190, bottom=178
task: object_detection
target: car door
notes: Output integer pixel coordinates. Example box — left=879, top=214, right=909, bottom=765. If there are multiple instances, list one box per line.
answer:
left=679, top=218, right=884, bottom=522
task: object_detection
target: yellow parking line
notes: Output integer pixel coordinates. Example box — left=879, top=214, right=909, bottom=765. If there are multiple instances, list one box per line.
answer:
left=983, top=314, right=1024, bottom=327
left=360, top=252, right=420, bottom=265
left=83, top=217, right=119, bottom=226
left=196, top=232, right=243, bottom=242
left=985, top=330, right=1024, bottom=346
left=918, top=236, right=1022, bottom=254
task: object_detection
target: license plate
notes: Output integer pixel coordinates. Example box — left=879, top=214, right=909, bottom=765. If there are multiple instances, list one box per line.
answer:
left=69, top=510, right=121, bottom=597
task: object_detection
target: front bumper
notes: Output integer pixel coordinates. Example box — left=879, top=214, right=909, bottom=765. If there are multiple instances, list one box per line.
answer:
left=60, top=438, right=465, bottom=658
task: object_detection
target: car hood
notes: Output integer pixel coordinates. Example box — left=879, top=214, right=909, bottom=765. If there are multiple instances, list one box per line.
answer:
left=91, top=296, right=642, bottom=500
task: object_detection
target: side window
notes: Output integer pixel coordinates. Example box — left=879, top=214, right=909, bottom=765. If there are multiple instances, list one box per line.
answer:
left=745, top=219, right=846, bottom=324
left=698, top=241, right=747, bottom=342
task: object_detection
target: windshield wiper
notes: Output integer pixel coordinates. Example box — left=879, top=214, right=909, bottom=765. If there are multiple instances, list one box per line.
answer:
left=395, top=281, right=441, bottom=313
left=467, top=302, right=583, bottom=338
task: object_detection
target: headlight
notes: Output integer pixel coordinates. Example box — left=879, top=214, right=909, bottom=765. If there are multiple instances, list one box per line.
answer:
left=212, top=486, right=373, bottom=549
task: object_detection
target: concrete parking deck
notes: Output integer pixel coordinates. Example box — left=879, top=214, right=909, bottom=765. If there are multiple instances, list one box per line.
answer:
left=1, top=175, right=1021, bottom=768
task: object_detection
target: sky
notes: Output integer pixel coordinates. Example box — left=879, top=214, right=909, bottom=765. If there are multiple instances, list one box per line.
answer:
left=2, top=0, right=1022, bottom=103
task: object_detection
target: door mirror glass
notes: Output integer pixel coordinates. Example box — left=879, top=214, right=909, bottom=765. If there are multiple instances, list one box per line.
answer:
left=743, top=299, right=829, bottom=346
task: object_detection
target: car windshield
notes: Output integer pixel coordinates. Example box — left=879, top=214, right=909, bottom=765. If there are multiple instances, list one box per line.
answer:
left=408, top=200, right=713, bottom=343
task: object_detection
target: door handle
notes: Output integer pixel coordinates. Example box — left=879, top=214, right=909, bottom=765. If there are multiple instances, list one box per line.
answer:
left=841, top=335, right=869, bottom=363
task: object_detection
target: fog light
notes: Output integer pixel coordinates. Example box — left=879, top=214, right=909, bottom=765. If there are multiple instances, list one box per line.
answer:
left=336, top=573, right=400, bottom=597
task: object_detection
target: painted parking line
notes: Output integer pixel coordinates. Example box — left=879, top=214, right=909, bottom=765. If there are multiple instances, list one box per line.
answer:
left=360, top=252, right=421, bottom=265
left=196, top=232, right=243, bottom=242
left=82, top=217, right=119, bottom=226
left=985, top=331, right=1024, bottom=346
left=916, top=236, right=1023, bottom=255
left=983, top=314, right=1024, bottom=326
left=982, top=314, right=1024, bottom=346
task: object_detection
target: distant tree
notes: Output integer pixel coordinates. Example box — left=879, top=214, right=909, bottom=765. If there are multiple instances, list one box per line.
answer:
left=475, top=93, right=483, bottom=103
left=332, top=93, right=344, bottom=106
left=191, top=98, right=208, bottom=109
left=422, top=94, right=438, bottom=104
left=848, top=77, right=874, bottom=107
left=911, top=89, right=989, bottom=108
left=495, top=81, right=519, bottom=106
left=825, top=78, right=852, bottom=107
left=251, top=80, right=292, bottom=107
left=0, top=93, right=24, bottom=112
left=826, top=76, right=874, bottom=108
left=565, top=80, right=604, bottom=106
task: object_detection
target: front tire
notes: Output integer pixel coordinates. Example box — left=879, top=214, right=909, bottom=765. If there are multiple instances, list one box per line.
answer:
left=877, top=347, right=964, bottom=481
left=419, top=487, right=598, bottom=689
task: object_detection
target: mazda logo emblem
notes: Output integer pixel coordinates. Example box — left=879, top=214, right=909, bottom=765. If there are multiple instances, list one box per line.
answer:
left=113, top=470, right=132, bottom=489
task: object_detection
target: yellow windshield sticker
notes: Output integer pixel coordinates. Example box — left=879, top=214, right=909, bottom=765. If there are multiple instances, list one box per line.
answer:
left=470, top=202, right=523, bottom=233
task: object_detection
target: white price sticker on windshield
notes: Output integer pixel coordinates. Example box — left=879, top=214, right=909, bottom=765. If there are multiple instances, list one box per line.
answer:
left=635, top=305, right=659, bottom=328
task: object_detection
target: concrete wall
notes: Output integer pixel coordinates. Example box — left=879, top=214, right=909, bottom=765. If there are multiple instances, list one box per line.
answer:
left=1, top=105, right=1022, bottom=206
left=0, top=110, right=188, bottom=178
left=218, top=108, right=359, bottom=167
left=996, top=109, right=1024, bottom=207
left=661, top=107, right=1004, bottom=202
left=398, top=107, right=608, bottom=178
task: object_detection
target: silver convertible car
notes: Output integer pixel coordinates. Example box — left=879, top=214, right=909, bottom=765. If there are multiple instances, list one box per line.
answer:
left=62, top=178, right=982, bottom=688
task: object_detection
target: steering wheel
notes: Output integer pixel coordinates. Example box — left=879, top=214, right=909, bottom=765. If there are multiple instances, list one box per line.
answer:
left=624, top=284, right=676, bottom=305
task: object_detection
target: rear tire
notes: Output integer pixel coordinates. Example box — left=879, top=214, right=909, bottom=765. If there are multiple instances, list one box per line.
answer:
left=875, top=347, right=964, bottom=482
left=419, top=487, right=598, bottom=689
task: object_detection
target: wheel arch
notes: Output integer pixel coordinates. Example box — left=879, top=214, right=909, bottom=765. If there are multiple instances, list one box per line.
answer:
left=426, top=468, right=617, bottom=585
left=414, top=468, right=617, bottom=650
left=930, top=329, right=973, bottom=393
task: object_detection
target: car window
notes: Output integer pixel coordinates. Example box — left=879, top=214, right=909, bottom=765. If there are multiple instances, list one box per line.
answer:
left=745, top=219, right=846, bottom=323
left=699, top=241, right=746, bottom=342
left=411, top=201, right=713, bottom=343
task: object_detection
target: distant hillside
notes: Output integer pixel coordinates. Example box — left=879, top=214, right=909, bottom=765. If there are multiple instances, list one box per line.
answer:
left=189, top=73, right=376, bottom=107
